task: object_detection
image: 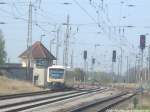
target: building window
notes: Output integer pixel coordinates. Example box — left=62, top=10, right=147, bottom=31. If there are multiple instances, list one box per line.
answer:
left=36, top=59, right=46, bottom=67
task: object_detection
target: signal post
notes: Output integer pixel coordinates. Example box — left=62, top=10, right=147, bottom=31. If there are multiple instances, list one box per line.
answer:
left=139, top=34, right=146, bottom=109
left=83, top=50, right=87, bottom=87
left=112, top=50, right=116, bottom=83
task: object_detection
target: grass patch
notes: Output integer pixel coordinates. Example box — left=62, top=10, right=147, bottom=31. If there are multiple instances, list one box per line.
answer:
left=0, top=76, right=42, bottom=95
left=140, top=106, right=150, bottom=110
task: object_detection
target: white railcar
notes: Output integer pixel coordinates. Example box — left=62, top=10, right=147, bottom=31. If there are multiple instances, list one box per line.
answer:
left=47, top=65, right=74, bottom=89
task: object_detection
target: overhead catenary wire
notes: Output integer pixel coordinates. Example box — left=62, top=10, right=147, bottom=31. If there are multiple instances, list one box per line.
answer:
left=73, top=0, right=98, bottom=25
left=11, top=0, right=26, bottom=17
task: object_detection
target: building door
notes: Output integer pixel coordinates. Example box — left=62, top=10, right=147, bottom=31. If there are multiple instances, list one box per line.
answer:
left=34, top=75, right=39, bottom=85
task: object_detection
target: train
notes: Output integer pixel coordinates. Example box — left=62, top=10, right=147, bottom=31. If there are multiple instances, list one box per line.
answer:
left=47, top=65, right=74, bottom=89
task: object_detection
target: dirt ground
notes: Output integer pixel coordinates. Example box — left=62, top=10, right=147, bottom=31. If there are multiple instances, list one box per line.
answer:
left=112, top=94, right=150, bottom=110
left=0, top=76, right=42, bottom=95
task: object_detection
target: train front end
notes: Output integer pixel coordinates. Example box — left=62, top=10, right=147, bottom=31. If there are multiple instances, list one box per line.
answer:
left=47, top=65, right=65, bottom=89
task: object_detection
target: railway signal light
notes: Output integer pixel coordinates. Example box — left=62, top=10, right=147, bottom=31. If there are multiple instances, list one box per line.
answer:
left=112, top=50, right=116, bottom=62
left=92, top=58, right=95, bottom=65
left=140, top=35, right=146, bottom=50
left=83, top=50, right=87, bottom=60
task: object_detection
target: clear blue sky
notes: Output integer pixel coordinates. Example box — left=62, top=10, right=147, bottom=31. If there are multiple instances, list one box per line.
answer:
left=0, top=0, right=150, bottom=73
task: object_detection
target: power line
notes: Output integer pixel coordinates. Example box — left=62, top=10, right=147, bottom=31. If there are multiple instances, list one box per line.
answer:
left=73, top=0, right=98, bottom=24
left=11, top=0, right=26, bottom=17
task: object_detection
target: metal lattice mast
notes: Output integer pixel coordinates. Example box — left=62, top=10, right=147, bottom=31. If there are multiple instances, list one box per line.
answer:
left=63, top=15, right=70, bottom=67
left=56, top=28, right=60, bottom=65
left=148, top=46, right=150, bottom=80
left=27, top=1, right=33, bottom=80
left=70, top=50, right=74, bottom=68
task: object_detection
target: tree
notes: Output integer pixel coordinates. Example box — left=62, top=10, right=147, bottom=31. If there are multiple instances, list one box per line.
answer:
left=66, top=68, right=85, bottom=82
left=73, top=68, right=85, bottom=82
left=0, top=30, right=6, bottom=64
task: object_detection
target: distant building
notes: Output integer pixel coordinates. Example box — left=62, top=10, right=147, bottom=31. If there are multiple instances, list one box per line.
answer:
left=19, top=41, right=56, bottom=68
left=0, top=63, right=32, bottom=82
left=19, top=41, right=56, bottom=87
left=0, top=63, right=22, bottom=68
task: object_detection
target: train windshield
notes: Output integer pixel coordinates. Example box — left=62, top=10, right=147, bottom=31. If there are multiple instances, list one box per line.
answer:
left=49, top=69, right=64, bottom=79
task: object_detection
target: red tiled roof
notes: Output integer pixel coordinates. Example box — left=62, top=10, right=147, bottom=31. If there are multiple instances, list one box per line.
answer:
left=19, top=41, right=56, bottom=60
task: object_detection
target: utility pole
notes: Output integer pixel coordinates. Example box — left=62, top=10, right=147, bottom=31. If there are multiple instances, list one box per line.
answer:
left=91, top=57, right=95, bottom=81
left=27, top=1, right=32, bottom=81
left=112, top=50, right=116, bottom=83
left=70, top=50, right=74, bottom=68
left=148, top=45, right=150, bottom=80
left=56, top=28, right=60, bottom=65
left=137, top=55, right=140, bottom=82
left=49, top=38, right=55, bottom=53
left=120, top=47, right=123, bottom=77
left=146, top=57, right=149, bottom=81
left=141, top=50, right=144, bottom=81
left=117, top=57, right=120, bottom=82
left=111, top=61, right=114, bottom=82
left=83, top=50, right=87, bottom=85
left=139, top=35, right=146, bottom=109
left=63, top=15, right=70, bottom=67
left=126, top=56, right=129, bottom=83
left=140, top=35, right=146, bottom=83
left=135, top=55, right=139, bottom=83
left=140, top=49, right=144, bottom=109
left=134, top=59, right=137, bottom=83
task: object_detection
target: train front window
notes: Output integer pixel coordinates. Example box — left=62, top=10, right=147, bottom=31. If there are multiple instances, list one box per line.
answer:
left=49, top=69, right=64, bottom=79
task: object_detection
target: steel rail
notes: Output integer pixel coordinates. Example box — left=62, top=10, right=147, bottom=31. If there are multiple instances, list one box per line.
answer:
left=69, top=91, right=136, bottom=112
left=0, top=90, right=57, bottom=100
left=0, top=88, right=100, bottom=100
left=0, top=91, right=80, bottom=109
left=1, top=88, right=106, bottom=112
left=98, top=93, right=136, bottom=112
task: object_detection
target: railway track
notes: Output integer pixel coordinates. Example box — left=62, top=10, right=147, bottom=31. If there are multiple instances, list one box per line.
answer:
left=0, top=88, right=99, bottom=100
left=68, top=91, right=137, bottom=112
left=0, top=88, right=106, bottom=112
left=0, top=90, right=58, bottom=100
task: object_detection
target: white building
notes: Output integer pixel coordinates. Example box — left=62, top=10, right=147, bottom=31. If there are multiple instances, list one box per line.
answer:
left=19, top=41, right=56, bottom=87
